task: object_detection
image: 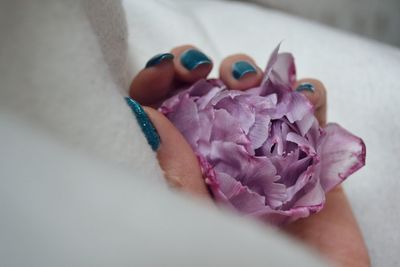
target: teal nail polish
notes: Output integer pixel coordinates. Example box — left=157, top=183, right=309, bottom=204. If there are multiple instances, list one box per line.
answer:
left=296, top=83, right=315, bottom=93
left=232, top=61, right=257, bottom=80
left=125, top=97, right=160, bottom=151
left=145, top=53, right=174, bottom=68
left=180, top=49, right=211, bottom=71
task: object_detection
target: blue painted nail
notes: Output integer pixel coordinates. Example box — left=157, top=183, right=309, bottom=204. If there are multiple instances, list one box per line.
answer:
left=296, top=83, right=315, bottom=93
left=232, top=61, right=257, bottom=80
left=180, top=49, right=212, bottom=71
left=125, top=97, right=160, bottom=151
left=145, top=53, right=174, bottom=68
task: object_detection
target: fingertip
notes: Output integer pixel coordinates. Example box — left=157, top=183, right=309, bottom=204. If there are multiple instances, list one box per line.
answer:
left=142, top=106, right=211, bottom=198
left=219, top=54, right=262, bottom=91
left=295, top=78, right=326, bottom=109
left=129, top=53, right=175, bottom=105
left=125, top=98, right=161, bottom=151
left=171, top=45, right=213, bottom=83
left=295, top=78, right=327, bottom=127
left=144, top=53, right=175, bottom=68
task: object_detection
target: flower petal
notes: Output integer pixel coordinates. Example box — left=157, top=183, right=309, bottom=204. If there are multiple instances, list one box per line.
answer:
left=215, top=171, right=246, bottom=199
left=296, top=113, right=316, bottom=137
left=211, top=109, right=250, bottom=147
left=195, top=86, right=224, bottom=110
left=260, top=44, right=296, bottom=96
left=249, top=205, right=311, bottom=226
left=196, top=108, right=214, bottom=154
left=280, top=155, right=313, bottom=187
left=293, top=179, right=325, bottom=209
left=285, top=92, right=314, bottom=123
left=230, top=187, right=266, bottom=214
left=272, top=52, right=296, bottom=87
left=209, top=141, right=250, bottom=178
left=189, top=79, right=218, bottom=97
left=319, top=123, right=366, bottom=191
left=167, top=94, right=200, bottom=147
left=286, top=132, right=317, bottom=156
left=215, top=96, right=255, bottom=134
left=284, top=163, right=315, bottom=202
left=242, top=156, right=286, bottom=208
left=247, top=111, right=271, bottom=149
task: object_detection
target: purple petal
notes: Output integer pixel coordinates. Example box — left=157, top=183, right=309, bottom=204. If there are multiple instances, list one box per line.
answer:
left=260, top=44, right=296, bottom=96
left=230, top=187, right=266, bottom=214
left=159, top=91, right=185, bottom=115
left=167, top=94, right=200, bottom=147
left=287, top=132, right=317, bottom=156
left=236, top=93, right=277, bottom=110
left=209, top=141, right=250, bottom=178
left=293, top=180, right=325, bottom=208
left=319, top=123, right=366, bottom=191
left=210, top=89, right=241, bottom=106
left=196, top=108, right=214, bottom=155
left=249, top=205, right=312, bottom=226
left=215, top=171, right=246, bottom=199
left=188, top=79, right=218, bottom=97
left=264, top=44, right=281, bottom=76
left=286, top=92, right=314, bottom=123
left=270, top=149, right=299, bottom=174
left=215, top=96, right=255, bottom=134
left=296, top=112, right=316, bottom=137
left=284, top=164, right=315, bottom=202
left=280, top=155, right=313, bottom=187
left=211, top=109, right=250, bottom=147
left=243, top=157, right=286, bottom=208
left=247, top=111, right=271, bottom=149
left=195, top=86, right=224, bottom=110
left=198, top=155, right=231, bottom=204
left=272, top=52, right=296, bottom=87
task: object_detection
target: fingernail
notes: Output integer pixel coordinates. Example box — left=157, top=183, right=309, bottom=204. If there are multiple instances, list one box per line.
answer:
left=296, top=83, right=315, bottom=93
left=125, top=97, right=160, bottom=151
left=232, top=61, right=257, bottom=80
left=145, top=53, right=174, bottom=68
left=180, top=49, right=212, bottom=71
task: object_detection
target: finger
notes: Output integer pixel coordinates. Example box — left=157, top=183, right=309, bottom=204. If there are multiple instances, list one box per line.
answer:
left=295, top=78, right=327, bottom=127
left=283, top=186, right=371, bottom=267
left=219, top=54, right=262, bottom=91
left=124, top=97, right=210, bottom=199
left=146, top=107, right=212, bottom=199
left=171, top=45, right=213, bottom=83
left=129, top=53, right=175, bottom=106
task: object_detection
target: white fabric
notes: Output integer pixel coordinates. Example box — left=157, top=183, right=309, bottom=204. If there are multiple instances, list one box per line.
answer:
left=1, top=0, right=399, bottom=266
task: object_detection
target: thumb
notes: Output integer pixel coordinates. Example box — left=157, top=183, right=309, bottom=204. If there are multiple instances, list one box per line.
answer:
left=125, top=97, right=210, bottom=199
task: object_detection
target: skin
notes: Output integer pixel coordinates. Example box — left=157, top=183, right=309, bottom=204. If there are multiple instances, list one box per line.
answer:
left=130, top=45, right=371, bottom=267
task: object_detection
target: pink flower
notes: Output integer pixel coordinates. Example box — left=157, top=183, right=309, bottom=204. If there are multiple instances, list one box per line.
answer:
left=159, top=45, right=366, bottom=225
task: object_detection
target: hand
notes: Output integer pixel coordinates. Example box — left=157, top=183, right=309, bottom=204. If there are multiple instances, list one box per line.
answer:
left=128, top=45, right=370, bottom=266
